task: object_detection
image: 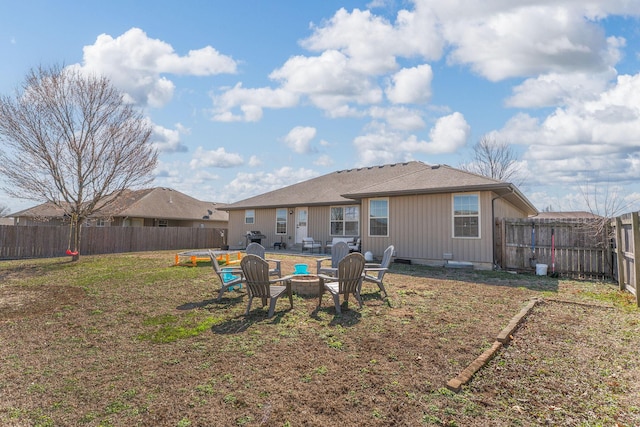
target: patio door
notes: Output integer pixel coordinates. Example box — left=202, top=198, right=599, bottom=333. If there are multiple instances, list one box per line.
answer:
left=295, top=207, right=308, bottom=244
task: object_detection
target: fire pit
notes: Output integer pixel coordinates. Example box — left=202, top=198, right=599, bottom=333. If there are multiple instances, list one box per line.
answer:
left=290, top=275, right=320, bottom=297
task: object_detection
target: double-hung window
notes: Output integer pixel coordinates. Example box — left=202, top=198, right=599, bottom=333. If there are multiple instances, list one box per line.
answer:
left=369, top=198, right=388, bottom=237
left=275, top=208, right=287, bottom=234
left=453, top=194, right=479, bottom=238
left=245, top=209, right=255, bottom=225
left=330, top=206, right=359, bottom=236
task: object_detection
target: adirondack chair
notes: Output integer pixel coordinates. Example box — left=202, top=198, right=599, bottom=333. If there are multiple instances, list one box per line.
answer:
left=240, top=254, right=293, bottom=318
left=246, top=242, right=282, bottom=277
left=363, top=245, right=394, bottom=298
left=317, top=252, right=365, bottom=314
left=315, top=241, right=349, bottom=276
left=208, top=250, right=244, bottom=301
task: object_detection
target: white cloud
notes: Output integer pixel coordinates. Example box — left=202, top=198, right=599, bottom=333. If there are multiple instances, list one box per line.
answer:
left=248, top=156, right=262, bottom=167
left=76, top=27, right=237, bottom=107
left=385, top=64, right=433, bottom=104
left=496, top=72, right=640, bottom=188
left=314, top=154, right=334, bottom=167
left=369, top=106, right=425, bottom=131
left=211, top=3, right=444, bottom=121
left=505, top=70, right=615, bottom=108
left=437, top=3, right=624, bottom=81
left=211, top=83, right=299, bottom=122
left=270, top=50, right=383, bottom=113
left=283, top=126, right=317, bottom=154
left=189, top=147, right=244, bottom=169
left=224, top=167, right=319, bottom=202
left=301, top=6, right=443, bottom=73
left=150, top=122, right=189, bottom=153
left=354, top=112, right=470, bottom=165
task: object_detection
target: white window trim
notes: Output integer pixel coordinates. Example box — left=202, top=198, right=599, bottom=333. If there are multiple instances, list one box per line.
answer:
left=368, top=197, right=389, bottom=237
left=275, top=208, right=287, bottom=235
left=329, top=205, right=360, bottom=237
left=245, top=209, right=255, bottom=225
left=452, top=193, right=481, bottom=239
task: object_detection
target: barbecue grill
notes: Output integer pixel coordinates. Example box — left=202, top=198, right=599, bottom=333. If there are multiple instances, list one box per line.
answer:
left=245, top=230, right=266, bottom=246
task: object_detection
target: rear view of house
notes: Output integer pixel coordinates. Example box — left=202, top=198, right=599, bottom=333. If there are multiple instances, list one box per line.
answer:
left=223, top=161, right=538, bottom=269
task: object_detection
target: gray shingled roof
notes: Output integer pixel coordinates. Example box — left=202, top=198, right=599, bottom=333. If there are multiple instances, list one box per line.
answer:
left=11, top=188, right=228, bottom=222
left=534, top=211, right=602, bottom=219
left=224, top=161, right=538, bottom=215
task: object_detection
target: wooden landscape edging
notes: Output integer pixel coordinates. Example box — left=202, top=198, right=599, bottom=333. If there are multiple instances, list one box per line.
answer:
left=446, top=298, right=541, bottom=393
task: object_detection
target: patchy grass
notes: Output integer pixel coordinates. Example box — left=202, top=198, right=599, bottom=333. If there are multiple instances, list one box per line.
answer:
left=1, top=251, right=638, bottom=426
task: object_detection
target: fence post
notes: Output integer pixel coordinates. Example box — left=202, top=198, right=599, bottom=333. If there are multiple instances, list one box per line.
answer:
left=500, top=219, right=506, bottom=270
left=631, top=212, right=640, bottom=307
left=615, top=217, right=625, bottom=291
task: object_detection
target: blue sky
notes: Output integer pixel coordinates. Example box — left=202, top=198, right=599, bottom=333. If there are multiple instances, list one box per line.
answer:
left=1, top=0, right=640, bottom=215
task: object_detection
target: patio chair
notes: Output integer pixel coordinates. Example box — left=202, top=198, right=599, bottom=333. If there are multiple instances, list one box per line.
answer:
left=240, top=254, right=293, bottom=318
left=317, top=252, right=365, bottom=314
left=208, top=250, right=244, bottom=301
left=316, top=241, right=349, bottom=276
left=363, top=245, right=394, bottom=298
left=302, top=237, right=322, bottom=253
left=246, top=242, right=282, bottom=277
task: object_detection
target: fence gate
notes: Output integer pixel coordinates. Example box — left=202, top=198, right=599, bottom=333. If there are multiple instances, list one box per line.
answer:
left=611, top=212, right=640, bottom=307
left=496, top=217, right=610, bottom=279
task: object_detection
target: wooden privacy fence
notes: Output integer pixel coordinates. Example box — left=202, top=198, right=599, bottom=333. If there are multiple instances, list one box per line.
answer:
left=610, top=212, right=640, bottom=307
left=496, top=217, right=610, bottom=279
left=0, top=225, right=226, bottom=260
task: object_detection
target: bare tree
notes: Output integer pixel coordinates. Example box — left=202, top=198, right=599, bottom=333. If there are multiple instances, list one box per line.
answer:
left=0, top=65, right=157, bottom=260
left=0, top=203, right=10, bottom=216
left=459, top=135, right=523, bottom=184
left=578, top=180, right=638, bottom=236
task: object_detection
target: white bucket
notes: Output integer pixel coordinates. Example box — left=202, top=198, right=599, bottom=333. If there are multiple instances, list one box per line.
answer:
left=535, top=264, right=548, bottom=276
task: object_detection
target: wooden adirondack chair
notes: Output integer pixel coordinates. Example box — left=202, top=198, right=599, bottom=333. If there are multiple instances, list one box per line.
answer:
left=240, top=254, right=293, bottom=318
left=317, top=252, right=365, bottom=314
left=315, top=241, right=350, bottom=276
left=363, top=245, right=394, bottom=298
left=208, top=250, right=244, bottom=301
left=246, top=242, right=282, bottom=277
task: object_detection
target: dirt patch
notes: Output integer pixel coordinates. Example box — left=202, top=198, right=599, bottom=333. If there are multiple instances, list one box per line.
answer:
left=0, top=285, right=85, bottom=320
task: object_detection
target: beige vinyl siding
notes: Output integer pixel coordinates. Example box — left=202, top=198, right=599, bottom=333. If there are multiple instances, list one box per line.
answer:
left=308, top=205, right=331, bottom=245
left=228, top=205, right=346, bottom=250
left=493, top=196, right=529, bottom=219
left=229, top=207, right=303, bottom=248
left=362, top=192, right=495, bottom=267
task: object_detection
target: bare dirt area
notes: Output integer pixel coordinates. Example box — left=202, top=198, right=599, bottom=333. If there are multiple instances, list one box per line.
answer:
left=1, top=252, right=639, bottom=427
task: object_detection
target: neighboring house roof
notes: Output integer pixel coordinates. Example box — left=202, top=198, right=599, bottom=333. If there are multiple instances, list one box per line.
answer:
left=0, top=217, right=14, bottom=225
left=224, top=161, right=538, bottom=216
left=534, top=211, right=602, bottom=219
left=11, top=187, right=228, bottom=222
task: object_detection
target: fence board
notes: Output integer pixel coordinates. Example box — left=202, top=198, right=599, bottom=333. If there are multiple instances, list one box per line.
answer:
left=0, top=225, right=225, bottom=260
left=497, top=218, right=609, bottom=279
left=611, top=212, right=639, bottom=306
